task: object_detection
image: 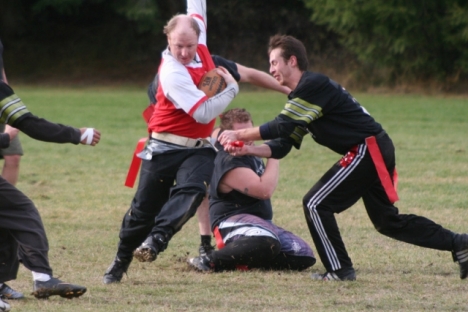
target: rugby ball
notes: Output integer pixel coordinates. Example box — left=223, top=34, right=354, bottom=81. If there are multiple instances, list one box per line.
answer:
left=198, top=69, right=227, bottom=98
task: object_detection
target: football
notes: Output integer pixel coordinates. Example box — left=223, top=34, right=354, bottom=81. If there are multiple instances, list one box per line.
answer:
left=198, top=69, right=227, bottom=97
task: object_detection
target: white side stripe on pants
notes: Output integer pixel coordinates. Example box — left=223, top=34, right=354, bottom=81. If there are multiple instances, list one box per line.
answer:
left=305, top=143, right=367, bottom=271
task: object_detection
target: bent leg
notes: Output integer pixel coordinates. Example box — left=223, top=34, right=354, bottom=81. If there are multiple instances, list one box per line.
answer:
left=149, top=149, right=215, bottom=243
left=363, top=185, right=455, bottom=251
left=0, top=177, right=52, bottom=275
left=0, top=230, right=19, bottom=282
left=303, top=144, right=373, bottom=273
left=212, top=236, right=280, bottom=271
left=117, top=159, right=173, bottom=260
left=267, top=226, right=316, bottom=271
left=210, top=214, right=282, bottom=270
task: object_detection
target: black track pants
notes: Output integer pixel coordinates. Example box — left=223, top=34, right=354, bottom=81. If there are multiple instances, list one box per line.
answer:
left=0, top=177, right=52, bottom=281
left=117, top=148, right=215, bottom=259
left=302, top=133, right=455, bottom=272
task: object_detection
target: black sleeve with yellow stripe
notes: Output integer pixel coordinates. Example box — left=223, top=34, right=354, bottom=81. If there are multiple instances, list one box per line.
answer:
left=0, top=81, right=31, bottom=126
left=259, top=96, right=319, bottom=151
left=0, top=81, right=81, bottom=144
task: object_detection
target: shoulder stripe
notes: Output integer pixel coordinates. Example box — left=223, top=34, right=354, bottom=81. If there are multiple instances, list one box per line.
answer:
left=280, top=98, right=322, bottom=125
left=0, top=94, right=30, bottom=125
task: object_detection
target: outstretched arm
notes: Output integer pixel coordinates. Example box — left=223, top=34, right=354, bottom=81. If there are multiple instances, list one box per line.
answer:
left=218, top=126, right=263, bottom=147
left=236, top=63, right=290, bottom=95
left=1, top=82, right=100, bottom=146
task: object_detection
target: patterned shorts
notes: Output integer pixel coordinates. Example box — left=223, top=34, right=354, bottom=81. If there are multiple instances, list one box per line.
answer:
left=217, top=213, right=314, bottom=258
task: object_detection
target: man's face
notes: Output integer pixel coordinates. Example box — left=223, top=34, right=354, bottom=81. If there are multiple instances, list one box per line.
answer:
left=168, top=29, right=198, bottom=65
left=232, top=121, right=254, bottom=146
left=269, top=48, right=292, bottom=86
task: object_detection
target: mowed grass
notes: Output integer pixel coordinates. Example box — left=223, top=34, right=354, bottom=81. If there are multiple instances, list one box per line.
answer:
left=4, top=85, right=468, bottom=312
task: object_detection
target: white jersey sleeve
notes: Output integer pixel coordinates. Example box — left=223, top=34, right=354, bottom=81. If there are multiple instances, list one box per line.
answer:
left=187, top=0, right=207, bottom=46
left=159, top=55, right=207, bottom=113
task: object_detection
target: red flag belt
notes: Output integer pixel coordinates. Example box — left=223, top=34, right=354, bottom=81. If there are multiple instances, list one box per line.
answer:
left=365, top=135, right=399, bottom=203
left=124, top=137, right=148, bottom=188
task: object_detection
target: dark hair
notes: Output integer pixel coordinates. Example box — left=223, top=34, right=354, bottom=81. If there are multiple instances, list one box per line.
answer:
left=219, top=108, right=253, bottom=131
left=268, top=34, right=308, bottom=71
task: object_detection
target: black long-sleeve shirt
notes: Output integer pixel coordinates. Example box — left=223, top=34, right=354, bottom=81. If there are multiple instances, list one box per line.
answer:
left=260, top=72, right=383, bottom=156
left=0, top=81, right=81, bottom=148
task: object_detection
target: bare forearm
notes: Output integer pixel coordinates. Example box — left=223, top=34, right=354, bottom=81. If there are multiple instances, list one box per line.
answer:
left=259, top=158, right=280, bottom=198
left=244, top=143, right=272, bottom=158
left=238, top=126, right=263, bottom=141
left=237, top=64, right=290, bottom=94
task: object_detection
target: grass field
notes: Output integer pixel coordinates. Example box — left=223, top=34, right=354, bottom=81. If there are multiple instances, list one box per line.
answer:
left=3, top=85, right=468, bottom=311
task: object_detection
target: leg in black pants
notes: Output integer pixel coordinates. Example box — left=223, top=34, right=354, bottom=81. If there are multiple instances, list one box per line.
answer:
left=0, top=177, right=52, bottom=279
left=302, top=143, right=372, bottom=274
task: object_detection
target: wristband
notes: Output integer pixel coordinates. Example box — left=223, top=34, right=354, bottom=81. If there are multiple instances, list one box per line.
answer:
left=80, top=128, right=94, bottom=145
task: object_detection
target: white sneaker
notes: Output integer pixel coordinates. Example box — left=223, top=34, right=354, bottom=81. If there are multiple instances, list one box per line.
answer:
left=0, top=298, right=11, bottom=312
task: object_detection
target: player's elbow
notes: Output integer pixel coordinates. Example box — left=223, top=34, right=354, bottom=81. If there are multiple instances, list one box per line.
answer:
left=257, top=186, right=276, bottom=200
left=191, top=110, right=213, bottom=124
left=194, top=116, right=212, bottom=124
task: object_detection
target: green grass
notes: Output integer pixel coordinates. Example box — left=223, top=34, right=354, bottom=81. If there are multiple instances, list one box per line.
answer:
left=4, top=85, right=468, bottom=311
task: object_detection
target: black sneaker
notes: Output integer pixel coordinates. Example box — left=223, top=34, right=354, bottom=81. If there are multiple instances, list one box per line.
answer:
left=199, top=244, right=215, bottom=257
left=0, top=298, right=11, bottom=312
left=133, top=235, right=161, bottom=263
left=188, top=256, right=214, bottom=272
left=0, top=283, right=24, bottom=300
left=453, top=233, right=468, bottom=279
left=311, top=268, right=356, bottom=281
left=103, top=257, right=132, bottom=284
left=32, top=277, right=86, bottom=299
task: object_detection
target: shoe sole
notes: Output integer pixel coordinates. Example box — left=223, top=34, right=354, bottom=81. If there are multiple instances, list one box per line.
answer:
left=32, top=287, right=87, bottom=299
left=310, top=273, right=356, bottom=281
left=102, top=275, right=122, bottom=284
left=133, top=247, right=157, bottom=262
left=187, top=258, right=211, bottom=272
left=0, top=294, right=24, bottom=300
left=0, top=296, right=24, bottom=300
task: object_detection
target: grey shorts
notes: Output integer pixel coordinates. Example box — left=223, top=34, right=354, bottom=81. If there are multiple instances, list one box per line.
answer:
left=0, top=123, right=23, bottom=156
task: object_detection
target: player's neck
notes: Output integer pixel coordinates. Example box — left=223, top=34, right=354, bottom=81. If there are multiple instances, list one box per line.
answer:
left=286, top=70, right=304, bottom=91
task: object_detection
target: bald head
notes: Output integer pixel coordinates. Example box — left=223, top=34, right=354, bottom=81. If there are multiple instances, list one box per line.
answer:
left=164, top=14, right=200, bottom=65
left=164, top=14, right=200, bottom=38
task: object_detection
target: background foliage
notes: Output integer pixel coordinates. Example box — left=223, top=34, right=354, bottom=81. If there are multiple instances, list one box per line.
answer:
left=304, top=0, right=468, bottom=86
left=1, top=0, right=468, bottom=91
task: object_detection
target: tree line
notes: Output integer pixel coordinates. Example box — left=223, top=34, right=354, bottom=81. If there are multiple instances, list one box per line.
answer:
left=1, top=0, right=467, bottom=92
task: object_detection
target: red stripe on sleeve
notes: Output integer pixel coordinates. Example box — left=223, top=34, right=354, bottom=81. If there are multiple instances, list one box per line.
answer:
left=188, top=95, right=208, bottom=116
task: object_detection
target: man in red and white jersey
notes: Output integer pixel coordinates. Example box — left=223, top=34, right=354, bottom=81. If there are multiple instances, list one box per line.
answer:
left=103, top=0, right=239, bottom=284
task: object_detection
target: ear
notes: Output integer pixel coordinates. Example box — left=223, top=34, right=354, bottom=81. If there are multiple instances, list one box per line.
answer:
left=288, top=55, right=298, bottom=68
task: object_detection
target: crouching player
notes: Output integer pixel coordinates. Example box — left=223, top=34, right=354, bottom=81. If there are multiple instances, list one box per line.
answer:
left=188, top=108, right=315, bottom=271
